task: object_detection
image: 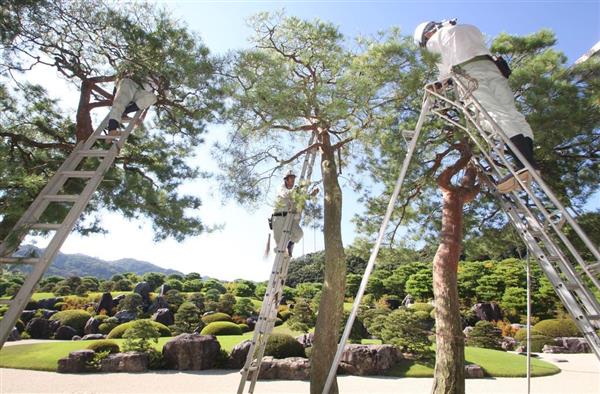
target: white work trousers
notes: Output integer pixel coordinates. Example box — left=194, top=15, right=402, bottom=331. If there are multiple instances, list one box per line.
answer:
left=460, top=60, right=534, bottom=140
left=108, top=78, right=157, bottom=122
left=272, top=214, right=303, bottom=248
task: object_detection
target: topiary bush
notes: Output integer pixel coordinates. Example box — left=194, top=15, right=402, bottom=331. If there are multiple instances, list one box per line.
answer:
left=466, top=321, right=503, bottom=350
left=49, top=310, right=92, bottom=335
left=410, top=302, right=434, bottom=314
left=519, top=335, right=556, bottom=352
left=238, top=323, right=250, bottom=333
left=98, top=317, right=119, bottom=335
left=200, top=321, right=242, bottom=336
left=514, top=328, right=543, bottom=342
left=264, top=333, right=305, bottom=359
left=201, top=312, right=233, bottom=324
left=87, top=339, right=120, bottom=354
left=533, top=319, right=581, bottom=338
left=107, top=319, right=171, bottom=339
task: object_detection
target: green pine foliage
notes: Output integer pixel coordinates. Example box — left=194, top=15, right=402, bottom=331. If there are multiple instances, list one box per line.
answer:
left=200, top=321, right=243, bottom=336
left=466, top=321, right=504, bottom=350
left=173, top=302, right=203, bottom=334
left=533, top=319, right=581, bottom=338
left=201, top=312, right=232, bottom=324
left=48, top=310, right=92, bottom=335
left=107, top=319, right=171, bottom=339
left=264, top=333, right=306, bottom=359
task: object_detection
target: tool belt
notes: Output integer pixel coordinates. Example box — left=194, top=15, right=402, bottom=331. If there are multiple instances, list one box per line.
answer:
left=269, top=212, right=288, bottom=230
left=456, top=54, right=512, bottom=79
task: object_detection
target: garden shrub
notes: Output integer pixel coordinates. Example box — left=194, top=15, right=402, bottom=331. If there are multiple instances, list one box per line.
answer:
left=514, top=328, right=543, bottom=342
left=49, top=310, right=91, bottom=334
left=122, top=320, right=164, bottom=369
left=238, top=323, right=250, bottom=333
left=200, top=321, right=243, bottom=336
left=201, top=312, right=232, bottom=324
left=533, top=319, right=580, bottom=338
left=98, top=317, right=119, bottom=335
left=274, top=317, right=283, bottom=327
left=215, top=349, right=230, bottom=368
left=54, top=302, right=66, bottom=311
left=173, top=302, right=203, bottom=334
left=377, top=309, right=432, bottom=359
left=87, top=339, right=120, bottom=354
left=466, top=321, right=503, bottom=350
left=520, top=335, right=556, bottom=352
left=264, top=333, right=305, bottom=359
left=107, top=319, right=171, bottom=338
left=410, top=302, right=434, bottom=314
left=338, top=310, right=369, bottom=343
left=278, top=310, right=292, bottom=322
left=287, top=299, right=315, bottom=333
left=15, top=319, right=25, bottom=333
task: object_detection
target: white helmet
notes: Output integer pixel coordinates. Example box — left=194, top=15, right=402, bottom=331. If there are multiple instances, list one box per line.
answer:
left=284, top=169, right=297, bottom=179
left=413, top=21, right=437, bottom=47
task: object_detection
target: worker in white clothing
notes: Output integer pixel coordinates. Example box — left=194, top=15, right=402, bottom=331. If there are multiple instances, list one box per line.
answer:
left=414, top=20, right=538, bottom=193
left=106, top=77, right=157, bottom=135
left=271, top=169, right=319, bottom=257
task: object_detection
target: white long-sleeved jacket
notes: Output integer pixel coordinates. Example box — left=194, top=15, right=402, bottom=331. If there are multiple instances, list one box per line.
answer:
left=426, top=24, right=491, bottom=78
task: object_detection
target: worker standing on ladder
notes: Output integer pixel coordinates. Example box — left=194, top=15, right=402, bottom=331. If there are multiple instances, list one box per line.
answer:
left=414, top=19, right=538, bottom=193
left=270, top=169, right=318, bottom=257
left=106, top=72, right=157, bottom=135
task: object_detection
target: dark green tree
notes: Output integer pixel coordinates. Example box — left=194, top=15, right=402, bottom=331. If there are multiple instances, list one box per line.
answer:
left=173, top=301, right=202, bottom=334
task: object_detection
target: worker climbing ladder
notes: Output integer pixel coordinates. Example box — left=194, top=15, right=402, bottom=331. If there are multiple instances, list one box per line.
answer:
left=237, top=133, right=319, bottom=394
left=0, top=110, right=145, bottom=348
left=323, top=73, right=600, bottom=393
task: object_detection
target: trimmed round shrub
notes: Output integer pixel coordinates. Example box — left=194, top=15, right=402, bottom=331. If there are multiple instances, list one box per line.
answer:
left=274, top=317, right=283, bottom=327
left=238, top=323, right=250, bottom=333
left=54, top=302, right=67, bottom=311
left=533, top=319, right=580, bottom=338
left=466, top=321, right=503, bottom=350
left=200, top=321, right=242, bottom=336
left=264, top=333, right=305, bottom=359
left=87, top=339, right=120, bottom=354
left=514, top=328, right=543, bottom=342
left=278, top=310, right=292, bottom=321
left=49, top=310, right=91, bottom=334
left=520, top=335, right=556, bottom=352
left=410, top=302, right=434, bottom=314
left=201, top=312, right=232, bottom=324
left=98, top=317, right=119, bottom=335
left=107, top=319, right=171, bottom=339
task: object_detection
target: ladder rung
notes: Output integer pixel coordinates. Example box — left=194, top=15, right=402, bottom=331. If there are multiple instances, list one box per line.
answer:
left=587, top=314, right=600, bottom=321
left=546, top=255, right=562, bottom=263
left=586, top=262, right=600, bottom=273
left=31, top=223, right=62, bottom=230
left=61, top=171, right=96, bottom=178
left=0, top=257, right=39, bottom=265
left=77, top=149, right=110, bottom=157
left=563, top=282, right=580, bottom=291
left=43, top=194, right=80, bottom=202
left=0, top=299, right=11, bottom=305
left=95, top=135, right=120, bottom=140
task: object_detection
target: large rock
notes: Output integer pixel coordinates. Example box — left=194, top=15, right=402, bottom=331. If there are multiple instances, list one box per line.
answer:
left=7, top=327, right=20, bottom=342
left=19, top=310, right=36, bottom=324
left=257, top=357, right=310, bottom=380
left=133, top=282, right=152, bottom=308
left=296, top=333, right=314, bottom=348
left=81, top=334, right=106, bottom=340
left=338, top=344, right=401, bottom=376
left=84, top=317, right=101, bottom=335
left=57, top=350, right=95, bottom=373
left=25, top=317, right=51, bottom=339
left=228, top=340, right=252, bottom=369
left=501, top=336, right=517, bottom=351
left=55, top=325, right=78, bottom=340
left=151, top=308, right=174, bottom=326
left=465, top=364, right=485, bottom=378
left=114, top=310, right=137, bottom=324
left=556, top=337, right=591, bottom=353
left=384, top=298, right=401, bottom=310
left=147, top=296, right=169, bottom=315
left=246, top=317, right=257, bottom=331
left=40, top=309, right=58, bottom=319
left=96, top=293, right=114, bottom=315
left=112, top=294, right=126, bottom=306
left=99, top=351, right=148, bottom=372
left=163, top=334, right=221, bottom=370
left=158, top=284, right=171, bottom=297
left=542, top=344, right=568, bottom=354
left=472, top=302, right=503, bottom=322
left=37, top=297, right=63, bottom=310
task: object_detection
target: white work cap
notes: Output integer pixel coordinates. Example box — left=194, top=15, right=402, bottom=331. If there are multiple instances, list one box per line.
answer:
left=414, top=21, right=437, bottom=47
left=284, top=169, right=297, bottom=179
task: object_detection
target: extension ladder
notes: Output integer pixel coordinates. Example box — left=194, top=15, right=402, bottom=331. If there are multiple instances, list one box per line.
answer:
left=237, top=133, right=318, bottom=394
left=0, top=110, right=144, bottom=347
left=323, top=72, right=600, bottom=393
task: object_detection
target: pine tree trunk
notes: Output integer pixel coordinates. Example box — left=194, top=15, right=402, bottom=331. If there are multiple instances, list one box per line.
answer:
left=431, top=190, right=465, bottom=394
left=310, top=132, right=346, bottom=394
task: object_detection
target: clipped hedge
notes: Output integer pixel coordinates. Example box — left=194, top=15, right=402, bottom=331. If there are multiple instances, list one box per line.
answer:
left=49, top=310, right=91, bottom=334
left=201, top=312, right=232, bottom=325
left=410, top=302, right=434, bottom=313
left=200, top=321, right=243, bottom=336
left=87, top=339, right=120, bottom=354
left=514, top=328, right=543, bottom=342
left=238, top=323, right=250, bottom=333
left=533, top=319, right=580, bottom=338
left=107, top=319, right=171, bottom=339
left=264, top=333, right=305, bottom=359
left=520, top=335, right=556, bottom=352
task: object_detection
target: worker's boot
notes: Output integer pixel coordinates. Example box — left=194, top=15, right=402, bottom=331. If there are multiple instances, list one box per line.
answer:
left=497, top=135, right=538, bottom=193
left=287, top=241, right=295, bottom=257
left=106, top=119, right=122, bottom=137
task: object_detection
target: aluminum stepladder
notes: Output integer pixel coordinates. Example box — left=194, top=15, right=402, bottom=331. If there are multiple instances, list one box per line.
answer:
left=0, top=110, right=145, bottom=348
left=237, top=132, right=319, bottom=394
left=323, top=73, right=600, bottom=393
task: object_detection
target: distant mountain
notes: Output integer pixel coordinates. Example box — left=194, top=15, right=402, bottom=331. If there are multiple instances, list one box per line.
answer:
left=11, top=245, right=183, bottom=279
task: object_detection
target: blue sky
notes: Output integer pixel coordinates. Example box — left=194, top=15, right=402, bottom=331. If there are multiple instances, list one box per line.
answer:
left=27, top=1, right=599, bottom=281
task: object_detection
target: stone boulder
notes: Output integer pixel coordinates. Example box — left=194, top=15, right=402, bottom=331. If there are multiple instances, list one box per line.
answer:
left=163, top=334, right=221, bottom=370
left=463, top=326, right=474, bottom=337
left=49, top=319, right=61, bottom=334
left=151, top=308, right=174, bottom=327
left=84, top=317, right=101, bottom=335
left=257, top=357, right=310, bottom=380
left=465, top=364, right=485, bottom=378
left=40, top=309, right=58, bottom=319
left=99, top=351, right=148, bottom=372
left=296, top=333, right=314, bottom=348
left=96, top=293, right=114, bottom=315
left=556, top=337, right=591, bottom=353
left=82, top=334, right=106, bottom=340
left=37, top=297, right=62, bottom=310
left=55, top=325, right=78, bottom=340
left=114, top=310, right=137, bottom=324
left=72, top=335, right=82, bottom=341
left=246, top=317, right=257, bottom=331
left=57, top=350, right=95, bottom=373
left=19, top=310, right=36, bottom=324
left=228, top=340, right=252, bottom=369
left=7, top=327, right=20, bottom=342
left=158, top=284, right=171, bottom=297
left=501, top=336, right=517, bottom=351
left=25, top=317, right=51, bottom=339
left=147, top=296, right=169, bottom=315
left=542, top=344, right=568, bottom=353
left=472, top=302, right=503, bottom=322
left=339, top=344, right=401, bottom=376
left=112, top=294, right=126, bottom=306
left=384, top=298, right=401, bottom=310
left=133, top=282, right=152, bottom=308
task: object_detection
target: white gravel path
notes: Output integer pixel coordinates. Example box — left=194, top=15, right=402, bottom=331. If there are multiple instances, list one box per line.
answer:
left=0, top=343, right=598, bottom=393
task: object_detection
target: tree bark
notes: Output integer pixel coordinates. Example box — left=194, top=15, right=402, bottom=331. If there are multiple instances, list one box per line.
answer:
left=310, top=130, right=346, bottom=394
left=431, top=145, right=479, bottom=394
left=75, top=76, right=115, bottom=142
